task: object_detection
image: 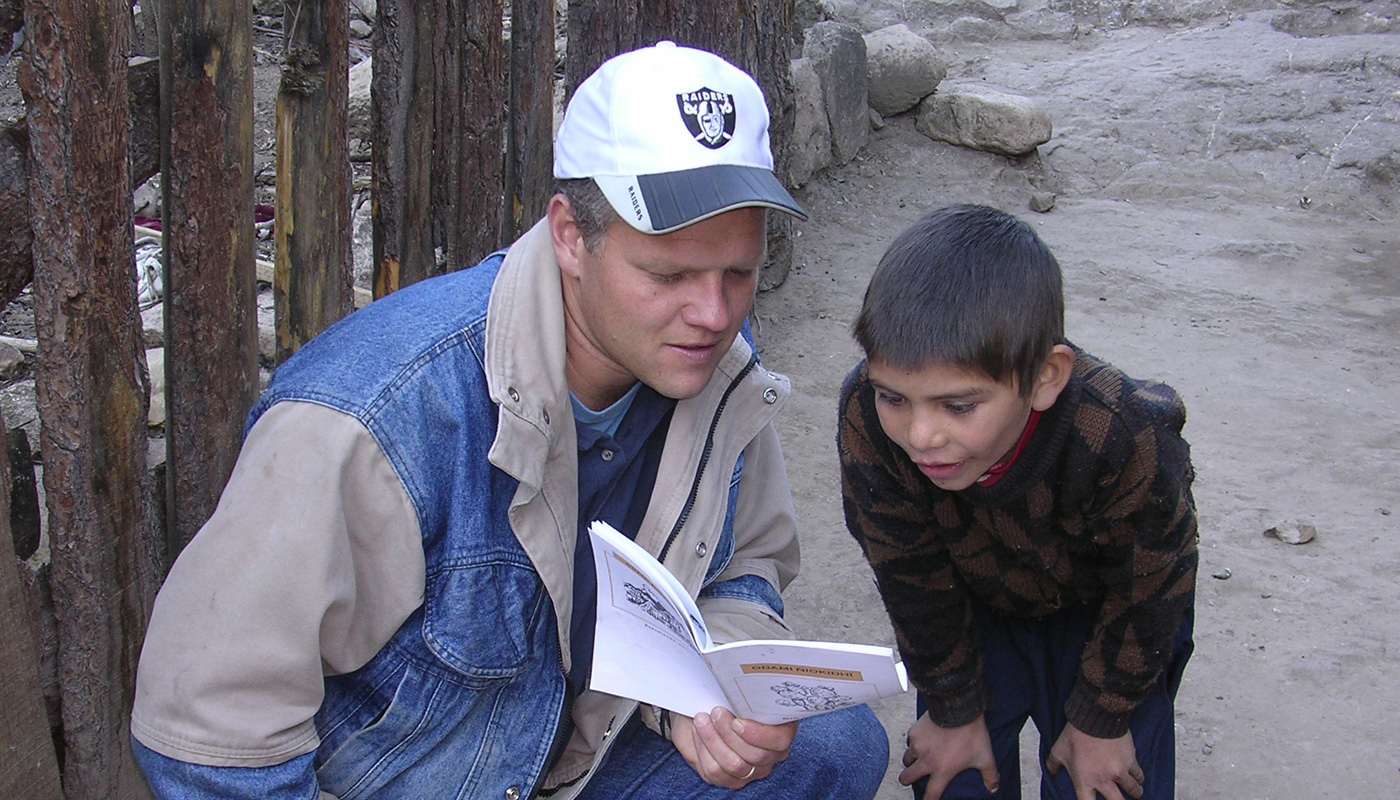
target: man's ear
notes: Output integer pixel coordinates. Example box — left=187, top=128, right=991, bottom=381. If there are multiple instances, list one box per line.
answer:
left=548, top=194, right=585, bottom=279
left=1030, top=344, right=1075, bottom=412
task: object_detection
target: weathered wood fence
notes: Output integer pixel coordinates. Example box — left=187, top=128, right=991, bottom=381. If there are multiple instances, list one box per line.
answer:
left=0, top=0, right=794, bottom=796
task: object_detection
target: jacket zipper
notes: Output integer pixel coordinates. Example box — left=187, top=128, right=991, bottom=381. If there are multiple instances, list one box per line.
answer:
left=657, top=354, right=758, bottom=564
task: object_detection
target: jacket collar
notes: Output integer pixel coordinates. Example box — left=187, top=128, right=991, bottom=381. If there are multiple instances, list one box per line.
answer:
left=484, top=218, right=572, bottom=491
left=483, top=219, right=769, bottom=491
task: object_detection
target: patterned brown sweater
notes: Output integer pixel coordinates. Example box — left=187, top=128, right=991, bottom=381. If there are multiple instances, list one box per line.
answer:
left=838, top=347, right=1198, bottom=738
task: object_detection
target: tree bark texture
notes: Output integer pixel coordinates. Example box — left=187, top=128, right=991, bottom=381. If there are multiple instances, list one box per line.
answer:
left=0, top=57, right=161, bottom=313
left=159, top=0, right=259, bottom=557
left=506, top=0, right=555, bottom=240
left=372, top=0, right=504, bottom=296
left=565, top=0, right=795, bottom=287
left=0, top=424, right=63, bottom=800
left=276, top=0, right=352, bottom=363
left=18, top=0, right=160, bottom=792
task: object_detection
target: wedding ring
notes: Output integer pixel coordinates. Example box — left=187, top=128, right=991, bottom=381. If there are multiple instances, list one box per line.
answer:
left=742, top=764, right=757, bottom=780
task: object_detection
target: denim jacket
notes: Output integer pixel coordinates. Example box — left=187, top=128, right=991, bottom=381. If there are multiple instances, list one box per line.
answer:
left=131, top=219, right=801, bottom=799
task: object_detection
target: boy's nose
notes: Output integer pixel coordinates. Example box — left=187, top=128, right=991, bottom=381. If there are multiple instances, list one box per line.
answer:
left=907, top=415, right=948, bottom=452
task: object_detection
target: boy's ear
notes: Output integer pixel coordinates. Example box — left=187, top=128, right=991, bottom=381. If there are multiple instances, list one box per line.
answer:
left=547, top=194, right=586, bottom=279
left=1029, top=344, right=1075, bottom=412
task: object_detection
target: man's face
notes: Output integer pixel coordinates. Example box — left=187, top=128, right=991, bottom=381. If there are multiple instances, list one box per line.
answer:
left=554, top=204, right=766, bottom=408
left=866, top=359, right=1035, bottom=491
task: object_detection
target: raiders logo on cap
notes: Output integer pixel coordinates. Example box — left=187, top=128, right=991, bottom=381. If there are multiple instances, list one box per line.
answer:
left=676, top=88, right=736, bottom=149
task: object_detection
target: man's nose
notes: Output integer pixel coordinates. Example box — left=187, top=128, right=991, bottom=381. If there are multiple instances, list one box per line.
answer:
left=683, top=274, right=731, bottom=332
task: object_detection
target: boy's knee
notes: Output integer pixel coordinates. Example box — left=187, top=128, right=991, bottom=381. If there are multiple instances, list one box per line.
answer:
left=784, top=705, right=889, bottom=799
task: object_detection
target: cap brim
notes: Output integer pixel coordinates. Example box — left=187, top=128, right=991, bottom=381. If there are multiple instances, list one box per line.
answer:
left=595, top=165, right=807, bottom=234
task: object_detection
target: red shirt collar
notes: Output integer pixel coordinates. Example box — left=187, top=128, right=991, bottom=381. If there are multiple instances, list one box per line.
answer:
left=975, top=409, right=1042, bottom=487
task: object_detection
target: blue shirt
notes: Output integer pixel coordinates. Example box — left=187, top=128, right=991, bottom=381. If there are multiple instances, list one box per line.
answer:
left=568, top=385, right=676, bottom=703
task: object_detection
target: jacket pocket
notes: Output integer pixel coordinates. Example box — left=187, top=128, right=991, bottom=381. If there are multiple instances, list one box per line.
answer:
left=702, top=453, right=744, bottom=587
left=422, top=559, right=549, bottom=678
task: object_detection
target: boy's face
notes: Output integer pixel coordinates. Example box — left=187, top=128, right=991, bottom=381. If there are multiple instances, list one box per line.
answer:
left=867, top=359, right=1051, bottom=491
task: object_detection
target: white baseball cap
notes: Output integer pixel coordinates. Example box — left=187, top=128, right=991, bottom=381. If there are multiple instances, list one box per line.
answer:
left=554, top=41, right=807, bottom=234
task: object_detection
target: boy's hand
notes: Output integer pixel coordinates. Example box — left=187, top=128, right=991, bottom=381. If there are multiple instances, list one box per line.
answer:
left=899, top=712, right=1000, bottom=799
left=1045, top=723, right=1145, bottom=800
left=669, top=707, right=795, bottom=788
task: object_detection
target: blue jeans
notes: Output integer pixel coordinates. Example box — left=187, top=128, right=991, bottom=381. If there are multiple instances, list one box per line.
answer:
left=915, top=601, right=1194, bottom=800
left=576, top=704, right=889, bottom=800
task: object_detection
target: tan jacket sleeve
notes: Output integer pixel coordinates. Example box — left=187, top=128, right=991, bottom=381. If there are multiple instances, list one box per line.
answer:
left=131, top=401, right=425, bottom=767
left=698, top=422, right=801, bottom=645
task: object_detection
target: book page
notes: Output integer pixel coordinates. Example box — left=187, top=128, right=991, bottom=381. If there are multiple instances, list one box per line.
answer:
left=702, top=640, right=910, bottom=725
left=587, top=521, right=910, bottom=724
left=588, top=522, right=728, bottom=717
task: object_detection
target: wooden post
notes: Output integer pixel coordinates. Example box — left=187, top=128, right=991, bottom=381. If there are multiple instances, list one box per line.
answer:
left=562, top=0, right=640, bottom=99
left=370, top=0, right=433, bottom=296
left=505, top=0, right=555, bottom=240
left=565, top=0, right=796, bottom=287
left=0, top=416, right=63, bottom=800
left=373, top=0, right=504, bottom=296
left=159, top=0, right=259, bottom=556
left=436, top=0, right=506, bottom=269
left=275, top=0, right=352, bottom=362
left=0, top=57, right=160, bottom=312
left=18, top=0, right=159, bottom=792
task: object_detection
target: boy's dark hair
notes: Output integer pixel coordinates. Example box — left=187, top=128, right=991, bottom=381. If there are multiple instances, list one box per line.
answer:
left=852, top=204, right=1065, bottom=395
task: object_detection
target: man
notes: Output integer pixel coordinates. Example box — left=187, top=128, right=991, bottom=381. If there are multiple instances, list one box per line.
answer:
left=131, top=42, right=889, bottom=799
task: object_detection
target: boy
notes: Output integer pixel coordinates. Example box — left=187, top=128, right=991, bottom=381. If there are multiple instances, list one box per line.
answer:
left=838, top=205, right=1197, bottom=800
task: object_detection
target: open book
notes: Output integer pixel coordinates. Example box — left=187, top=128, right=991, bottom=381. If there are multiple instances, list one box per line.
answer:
left=587, top=520, right=908, bottom=725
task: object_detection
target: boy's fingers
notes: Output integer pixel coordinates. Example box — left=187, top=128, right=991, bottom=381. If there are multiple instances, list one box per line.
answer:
left=1120, top=765, right=1145, bottom=799
left=979, top=765, right=1000, bottom=793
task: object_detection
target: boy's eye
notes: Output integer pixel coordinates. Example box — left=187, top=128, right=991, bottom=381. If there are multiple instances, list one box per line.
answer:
left=945, top=402, right=977, bottom=416
left=874, top=391, right=905, bottom=408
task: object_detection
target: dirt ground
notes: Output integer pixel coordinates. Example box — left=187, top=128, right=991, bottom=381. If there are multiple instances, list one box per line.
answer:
left=760, top=10, right=1400, bottom=799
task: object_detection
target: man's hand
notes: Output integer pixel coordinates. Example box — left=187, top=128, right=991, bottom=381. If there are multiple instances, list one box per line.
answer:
left=1045, top=723, right=1144, bottom=800
left=668, top=707, right=796, bottom=788
left=899, top=713, right=999, bottom=799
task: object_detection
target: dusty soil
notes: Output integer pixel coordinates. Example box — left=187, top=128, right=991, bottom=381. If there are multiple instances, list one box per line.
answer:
left=760, top=9, right=1400, bottom=800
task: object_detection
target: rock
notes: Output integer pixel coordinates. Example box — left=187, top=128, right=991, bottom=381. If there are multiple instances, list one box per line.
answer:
left=1029, top=191, right=1057, bottom=212
left=352, top=193, right=375, bottom=291
left=349, top=19, right=373, bottom=39
left=1264, top=519, right=1317, bottom=545
left=863, top=24, right=946, bottom=116
left=869, top=106, right=886, bottom=131
left=788, top=57, right=832, bottom=188
left=145, top=347, right=165, bottom=428
left=916, top=84, right=1053, bottom=157
left=0, top=342, right=23, bottom=381
left=133, top=174, right=161, bottom=218
left=792, top=0, right=835, bottom=48
left=348, top=56, right=374, bottom=160
left=1271, top=3, right=1400, bottom=37
left=803, top=21, right=869, bottom=165
left=349, top=0, right=376, bottom=23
